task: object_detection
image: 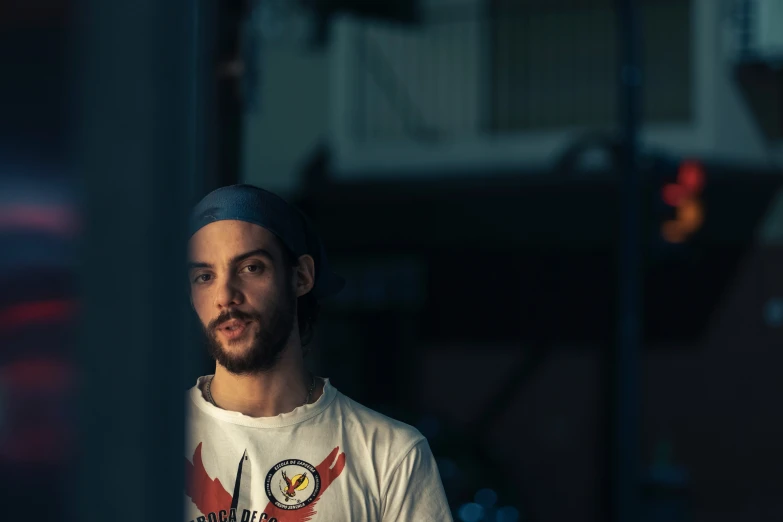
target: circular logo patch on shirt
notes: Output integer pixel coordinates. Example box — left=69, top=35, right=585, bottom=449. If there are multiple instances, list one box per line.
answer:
left=265, top=459, right=321, bottom=510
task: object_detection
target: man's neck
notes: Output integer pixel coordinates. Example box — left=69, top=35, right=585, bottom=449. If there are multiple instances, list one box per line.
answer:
left=207, top=348, right=323, bottom=418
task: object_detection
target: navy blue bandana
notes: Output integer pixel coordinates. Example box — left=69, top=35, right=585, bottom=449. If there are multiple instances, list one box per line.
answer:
left=189, top=184, right=344, bottom=299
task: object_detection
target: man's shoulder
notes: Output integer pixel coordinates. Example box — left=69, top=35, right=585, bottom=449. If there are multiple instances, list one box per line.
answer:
left=333, top=390, right=425, bottom=451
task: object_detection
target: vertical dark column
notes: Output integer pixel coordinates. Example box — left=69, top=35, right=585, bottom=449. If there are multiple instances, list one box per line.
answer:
left=607, top=0, right=644, bottom=521
left=74, top=0, right=205, bottom=520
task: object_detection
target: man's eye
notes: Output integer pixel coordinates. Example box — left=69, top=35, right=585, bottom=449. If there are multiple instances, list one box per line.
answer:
left=193, top=274, right=211, bottom=283
left=242, top=264, right=262, bottom=274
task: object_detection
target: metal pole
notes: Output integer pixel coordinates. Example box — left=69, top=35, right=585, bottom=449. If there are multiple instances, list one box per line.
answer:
left=74, top=0, right=204, bottom=520
left=612, top=0, right=643, bottom=521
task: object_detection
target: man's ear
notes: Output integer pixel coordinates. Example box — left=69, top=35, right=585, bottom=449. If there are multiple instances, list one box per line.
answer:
left=295, top=254, right=316, bottom=298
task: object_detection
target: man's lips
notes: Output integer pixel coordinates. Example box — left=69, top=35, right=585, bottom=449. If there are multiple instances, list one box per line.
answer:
left=219, top=319, right=248, bottom=331
left=216, top=319, right=252, bottom=339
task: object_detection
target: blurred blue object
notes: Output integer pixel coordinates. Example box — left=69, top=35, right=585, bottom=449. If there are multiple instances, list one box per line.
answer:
left=763, top=297, right=783, bottom=328
left=437, top=457, right=459, bottom=480
left=458, top=502, right=485, bottom=522
left=475, top=488, right=499, bottom=509
left=496, top=506, right=520, bottom=522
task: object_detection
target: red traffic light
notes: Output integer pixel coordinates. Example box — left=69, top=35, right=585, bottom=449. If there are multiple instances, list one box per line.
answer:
left=660, top=159, right=706, bottom=243
left=678, top=160, right=705, bottom=193
left=661, top=160, right=705, bottom=207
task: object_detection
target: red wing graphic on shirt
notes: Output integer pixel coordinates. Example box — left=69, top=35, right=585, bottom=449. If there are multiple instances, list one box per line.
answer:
left=262, top=446, right=346, bottom=522
left=185, top=443, right=346, bottom=521
left=184, top=442, right=232, bottom=515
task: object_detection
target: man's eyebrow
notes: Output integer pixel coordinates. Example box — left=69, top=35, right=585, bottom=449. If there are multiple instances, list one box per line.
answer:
left=187, top=248, right=275, bottom=270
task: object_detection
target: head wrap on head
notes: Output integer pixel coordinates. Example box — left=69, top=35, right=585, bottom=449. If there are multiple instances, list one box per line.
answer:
left=189, top=184, right=345, bottom=299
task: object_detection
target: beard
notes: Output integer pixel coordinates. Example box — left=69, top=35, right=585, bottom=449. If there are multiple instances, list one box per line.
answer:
left=203, top=288, right=297, bottom=375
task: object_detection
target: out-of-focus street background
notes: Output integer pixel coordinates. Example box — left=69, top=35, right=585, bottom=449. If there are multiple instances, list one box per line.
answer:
left=1, top=1, right=782, bottom=521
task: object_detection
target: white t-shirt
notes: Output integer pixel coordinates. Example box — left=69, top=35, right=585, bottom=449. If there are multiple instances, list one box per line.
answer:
left=185, top=376, right=453, bottom=522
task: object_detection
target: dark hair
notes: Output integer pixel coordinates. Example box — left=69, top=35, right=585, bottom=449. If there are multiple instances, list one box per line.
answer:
left=278, top=242, right=321, bottom=350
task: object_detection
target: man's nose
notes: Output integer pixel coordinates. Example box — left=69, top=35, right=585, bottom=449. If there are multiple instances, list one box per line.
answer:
left=214, top=277, right=243, bottom=309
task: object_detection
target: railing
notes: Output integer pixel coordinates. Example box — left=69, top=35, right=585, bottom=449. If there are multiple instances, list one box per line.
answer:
left=348, top=0, right=692, bottom=144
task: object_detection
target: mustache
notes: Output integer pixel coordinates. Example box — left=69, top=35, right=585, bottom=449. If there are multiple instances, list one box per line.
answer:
left=208, top=309, right=261, bottom=331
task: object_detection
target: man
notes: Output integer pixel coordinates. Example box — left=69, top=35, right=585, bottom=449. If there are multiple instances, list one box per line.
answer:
left=185, top=184, right=453, bottom=522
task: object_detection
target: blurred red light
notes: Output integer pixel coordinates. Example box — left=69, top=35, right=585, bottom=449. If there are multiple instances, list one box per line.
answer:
left=0, top=358, right=74, bottom=390
left=0, top=205, right=78, bottom=236
left=662, top=183, right=686, bottom=206
left=659, top=160, right=706, bottom=243
left=0, top=299, right=75, bottom=331
left=678, top=160, right=705, bottom=193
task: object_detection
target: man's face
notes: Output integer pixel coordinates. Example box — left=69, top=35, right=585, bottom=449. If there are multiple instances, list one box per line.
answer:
left=188, top=220, right=297, bottom=374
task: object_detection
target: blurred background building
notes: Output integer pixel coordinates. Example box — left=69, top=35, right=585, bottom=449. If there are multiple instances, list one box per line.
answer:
left=2, top=0, right=782, bottom=521
left=238, top=1, right=783, bottom=520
